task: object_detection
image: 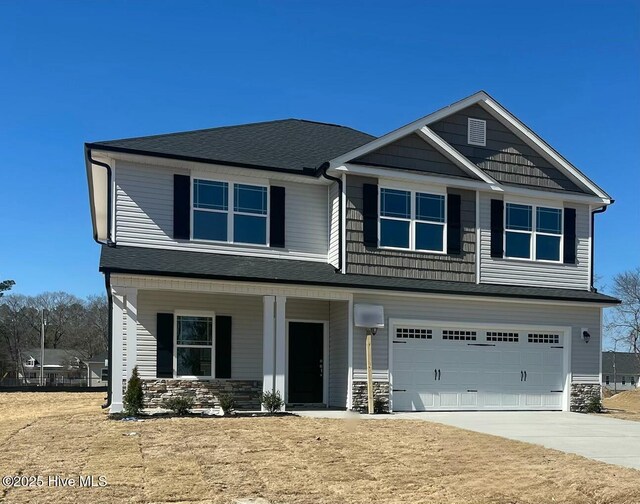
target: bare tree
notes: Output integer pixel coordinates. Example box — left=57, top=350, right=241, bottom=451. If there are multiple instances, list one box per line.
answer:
left=0, top=295, right=39, bottom=382
left=607, top=267, right=640, bottom=357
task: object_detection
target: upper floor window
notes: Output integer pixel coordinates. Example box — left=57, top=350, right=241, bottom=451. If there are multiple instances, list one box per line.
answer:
left=26, top=357, right=35, bottom=367
left=379, top=188, right=445, bottom=252
left=192, top=179, right=268, bottom=245
left=505, top=203, right=562, bottom=262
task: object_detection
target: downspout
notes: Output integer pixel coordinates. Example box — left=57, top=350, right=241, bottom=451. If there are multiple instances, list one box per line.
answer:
left=590, top=204, right=610, bottom=292
left=85, top=145, right=115, bottom=246
left=319, top=162, right=342, bottom=272
left=101, top=271, right=113, bottom=409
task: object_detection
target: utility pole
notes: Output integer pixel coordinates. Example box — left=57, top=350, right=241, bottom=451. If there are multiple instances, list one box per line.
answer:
left=39, top=309, right=47, bottom=386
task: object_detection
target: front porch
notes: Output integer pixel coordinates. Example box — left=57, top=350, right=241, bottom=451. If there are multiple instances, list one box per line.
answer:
left=109, top=274, right=353, bottom=413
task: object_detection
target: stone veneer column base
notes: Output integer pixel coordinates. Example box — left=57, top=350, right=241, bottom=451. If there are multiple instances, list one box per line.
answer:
left=351, top=381, right=390, bottom=413
left=570, top=383, right=601, bottom=412
left=141, top=379, right=262, bottom=410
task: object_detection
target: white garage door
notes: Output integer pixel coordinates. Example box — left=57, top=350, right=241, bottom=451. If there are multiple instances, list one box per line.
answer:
left=391, top=324, right=567, bottom=411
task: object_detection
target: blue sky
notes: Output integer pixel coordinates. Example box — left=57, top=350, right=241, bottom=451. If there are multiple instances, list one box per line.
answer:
left=0, top=1, right=638, bottom=297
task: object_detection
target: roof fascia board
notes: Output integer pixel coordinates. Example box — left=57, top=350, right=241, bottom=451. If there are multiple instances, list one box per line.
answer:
left=92, top=149, right=330, bottom=185
left=105, top=271, right=619, bottom=306
left=328, top=91, right=489, bottom=168
left=416, top=126, right=499, bottom=186
left=335, top=163, right=500, bottom=193
left=478, top=97, right=611, bottom=201
left=86, top=143, right=320, bottom=178
left=337, top=163, right=608, bottom=205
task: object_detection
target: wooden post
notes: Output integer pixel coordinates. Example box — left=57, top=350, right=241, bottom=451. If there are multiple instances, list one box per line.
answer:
left=366, top=329, right=374, bottom=414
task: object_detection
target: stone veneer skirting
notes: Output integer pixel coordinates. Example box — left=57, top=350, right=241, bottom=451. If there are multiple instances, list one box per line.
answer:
left=141, top=379, right=262, bottom=410
left=570, top=383, right=601, bottom=412
left=351, top=381, right=390, bottom=413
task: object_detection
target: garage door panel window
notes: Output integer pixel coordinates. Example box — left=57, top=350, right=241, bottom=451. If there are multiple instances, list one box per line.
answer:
left=505, top=203, right=563, bottom=262
left=395, top=327, right=432, bottom=340
left=486, top=331, right=519, bottom=342
left=442, top=330, right=477, bottom=341
left=528, top=333, right=560, bottom=344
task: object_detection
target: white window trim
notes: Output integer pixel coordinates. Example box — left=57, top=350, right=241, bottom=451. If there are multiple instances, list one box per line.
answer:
left=173, top=310, right=216, bottom=380
left=191, top=176, right=270, bottom=247
left=378, top=186, right=448, bottom=254
left=504, top=201, right=564, bottom=264
left=467, top=117, right=487, bottom=147
left=100, top=367, right=109, bottom=381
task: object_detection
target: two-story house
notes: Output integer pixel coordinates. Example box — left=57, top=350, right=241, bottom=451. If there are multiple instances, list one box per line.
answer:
left=85, top=91, right=618, bottom=414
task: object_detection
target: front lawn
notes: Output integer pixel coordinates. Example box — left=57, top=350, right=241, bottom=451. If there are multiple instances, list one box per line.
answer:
left=0, top=392, right=638, bottom=504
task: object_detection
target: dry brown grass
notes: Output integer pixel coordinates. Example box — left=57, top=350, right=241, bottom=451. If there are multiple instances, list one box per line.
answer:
left=0, top=392, right=639, bottom=504
left=602, top=388, right=640, bottom=421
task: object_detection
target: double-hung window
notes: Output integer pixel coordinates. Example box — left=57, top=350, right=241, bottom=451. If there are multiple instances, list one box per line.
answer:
left=176, top=314, right=214, bottom=377
left=379, top=188, right=445, bottom=252
left=192, top=179, right=268, bottom=245
left=505, top=203, right=562, bottom=261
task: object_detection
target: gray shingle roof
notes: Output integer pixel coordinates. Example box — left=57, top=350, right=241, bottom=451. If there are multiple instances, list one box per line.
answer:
left=602, top=352, right=640, bottom=375
left=88, top=119, right=375, bottom=173
left=22, top=348, right=82, bottom=367
left=100, top=245, right=619, bottom=304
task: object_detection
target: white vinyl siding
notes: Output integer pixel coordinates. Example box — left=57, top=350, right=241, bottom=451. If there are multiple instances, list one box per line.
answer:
left=114, top=160, right=328, bottom=260
left=136, top=290, right=263, bottom=380
left=328, top=183, right=340, bottom=268
left=329, top=301, right=349, bottom=408
left=352, top=293, right=601, bottom=383
left=479, top=193, right=590, bottom=289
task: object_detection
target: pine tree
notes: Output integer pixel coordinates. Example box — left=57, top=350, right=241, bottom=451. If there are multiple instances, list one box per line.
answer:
left=123, top=366, right=144, bottom=416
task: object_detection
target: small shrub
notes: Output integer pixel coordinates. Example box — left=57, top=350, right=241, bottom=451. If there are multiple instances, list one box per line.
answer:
left=260, top=390, right=283, bottom=413
left=218, top=393, right=235, bottom=414
left=373, top=397, right=387, bottom=414
left=123, top=366, right=144, bottom=416
left=163, top=395, right=195, bottom=415
left=585, top=394, right=603, bottom=413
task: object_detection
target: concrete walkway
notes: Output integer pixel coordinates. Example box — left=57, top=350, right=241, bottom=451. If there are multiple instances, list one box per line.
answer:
left=297, top=410, right=640, bottom=470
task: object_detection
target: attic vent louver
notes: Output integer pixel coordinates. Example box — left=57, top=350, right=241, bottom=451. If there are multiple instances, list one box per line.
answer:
left=467, top=118, right=486, bottom=146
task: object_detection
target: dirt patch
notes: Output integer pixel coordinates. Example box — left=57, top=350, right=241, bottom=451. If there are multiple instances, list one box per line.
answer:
left=1, top=392, right=639, bottom=504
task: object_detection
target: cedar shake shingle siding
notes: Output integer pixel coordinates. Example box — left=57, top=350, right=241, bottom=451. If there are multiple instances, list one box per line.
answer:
left=430, top=104, right=587, bottom=193
left=345, top=175, right=476, bottom=282
left=352, top=133, right=474, bottom=179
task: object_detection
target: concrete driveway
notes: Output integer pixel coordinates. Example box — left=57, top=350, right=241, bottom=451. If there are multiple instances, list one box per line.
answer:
left=298, top=410, right=640, bottom=470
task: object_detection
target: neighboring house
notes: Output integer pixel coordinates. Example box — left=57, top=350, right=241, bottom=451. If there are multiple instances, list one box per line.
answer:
left=602, top=352, right=640, bottom=391
left=20, top=348, right=84, bottom=385
left=85, top=90, right=619, bottom=414
left=81, top=353, right=109, bottom=387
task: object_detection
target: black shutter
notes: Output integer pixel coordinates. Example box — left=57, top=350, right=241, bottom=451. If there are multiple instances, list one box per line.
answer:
left=447, top=193, right=462, bottom=255
left=173, top=174, right=191, bottom=240
left=270, top=186, right=285, bottom=248
left=563, top=208, right=577, bottom=264
left=215, top=316, right=232, bottom=379
left=363, top=183, right=378, bottom=247
left=156, top=313, right=174, bottom=378
left=490, top=199, right=504, bottom=258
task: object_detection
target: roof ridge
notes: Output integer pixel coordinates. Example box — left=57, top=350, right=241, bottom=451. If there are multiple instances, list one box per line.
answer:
left=91, top=118, right=374, bottom=146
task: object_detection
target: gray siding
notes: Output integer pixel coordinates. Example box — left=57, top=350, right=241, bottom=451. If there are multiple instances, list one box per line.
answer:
left=430, top=105, right=586, bottom=194
left=115, top=160, right=328, bottom=260
left=345, top=175, right=476, bottom=282
left=479, top=193, right=590, bottom=290
left=352, top=293, right=601, bottom=383
left=136, top=290, right=264, bottom=380
left=328, top=182, right=340, bottom=268
left=353, top=133, right=472, bottom=179
left=329, top=301, right=349, bottom=408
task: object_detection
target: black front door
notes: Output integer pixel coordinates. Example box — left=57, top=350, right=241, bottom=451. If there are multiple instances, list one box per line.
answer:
left=288, top=322, right=324, bottom=403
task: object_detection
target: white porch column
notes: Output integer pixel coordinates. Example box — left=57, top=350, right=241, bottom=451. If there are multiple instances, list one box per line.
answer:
left=124, top=288, right=138, bottom=379
left=262, top=296, right=275, bottom=402
left=274, top=296, right=287, bottom=409
left=110, top=289, right=125, bottom=413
